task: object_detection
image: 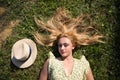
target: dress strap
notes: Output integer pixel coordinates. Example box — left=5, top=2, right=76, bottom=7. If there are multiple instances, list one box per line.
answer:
left=49, top=51, right=55, bottom=59
left=48, top=51, right=55, bottom=79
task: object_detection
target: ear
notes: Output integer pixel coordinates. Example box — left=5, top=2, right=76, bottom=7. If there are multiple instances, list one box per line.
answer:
left=72, top=44, right=76, bottom=49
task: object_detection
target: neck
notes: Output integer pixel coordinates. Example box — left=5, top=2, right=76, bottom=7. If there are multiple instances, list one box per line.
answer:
left=62, top=55, right=74, bottom=62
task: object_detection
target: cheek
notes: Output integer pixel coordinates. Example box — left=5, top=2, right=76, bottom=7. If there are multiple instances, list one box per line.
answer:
left=58, top=47, right=61, bottom=52
left=58, top=47, right=60, bottom=51
left=66, top=46, right=73, bottom=51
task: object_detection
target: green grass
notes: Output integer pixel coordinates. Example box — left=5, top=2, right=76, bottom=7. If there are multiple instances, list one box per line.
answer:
left=0, top=0, right=120, bottom=80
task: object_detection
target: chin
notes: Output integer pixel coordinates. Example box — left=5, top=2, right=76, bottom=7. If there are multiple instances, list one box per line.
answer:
left=60, top=53, right=68, bottom=58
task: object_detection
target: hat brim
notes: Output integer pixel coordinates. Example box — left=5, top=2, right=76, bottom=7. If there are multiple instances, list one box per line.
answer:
left=11, top=38, right=37, bottom=68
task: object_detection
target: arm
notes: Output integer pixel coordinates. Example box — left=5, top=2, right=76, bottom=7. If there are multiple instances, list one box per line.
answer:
left=39, top=59, right=49, bottom=80
left=86, top=68, right=94, bottom=80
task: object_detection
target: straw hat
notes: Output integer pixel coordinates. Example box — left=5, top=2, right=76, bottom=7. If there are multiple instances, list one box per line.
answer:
left=11, top=38, right=37, bottom=68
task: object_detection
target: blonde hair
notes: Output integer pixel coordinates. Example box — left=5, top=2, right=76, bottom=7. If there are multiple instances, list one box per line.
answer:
left=34, top=8, right=104, bottom=47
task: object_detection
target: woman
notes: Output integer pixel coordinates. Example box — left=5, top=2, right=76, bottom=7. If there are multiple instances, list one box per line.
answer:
left=34, top=8, right=104, bottom=80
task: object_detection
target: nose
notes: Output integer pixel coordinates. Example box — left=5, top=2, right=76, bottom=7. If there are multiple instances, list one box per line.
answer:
left=61, top=45, right=65, bottom=49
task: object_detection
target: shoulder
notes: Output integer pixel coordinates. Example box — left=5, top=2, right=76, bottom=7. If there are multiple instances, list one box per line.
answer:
left=81, top=55, right=87, bottom=61
left=39, top=58, right=50, bottom=80
left=81, top=55, right=89, bottom=63
left=75, top=55, right=90, bottom=66
left=43, top=58, right=50, bottom=68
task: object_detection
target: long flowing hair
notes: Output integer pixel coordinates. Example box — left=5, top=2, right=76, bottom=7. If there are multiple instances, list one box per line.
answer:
left=33, top=8, right=104, bottom=47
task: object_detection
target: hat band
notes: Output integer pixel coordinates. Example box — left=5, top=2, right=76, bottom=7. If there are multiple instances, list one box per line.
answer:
left=20, top=45, right=32, bottom=62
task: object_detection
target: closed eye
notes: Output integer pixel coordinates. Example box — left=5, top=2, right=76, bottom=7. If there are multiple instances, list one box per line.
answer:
left=58, top=43, right=69, bottom=47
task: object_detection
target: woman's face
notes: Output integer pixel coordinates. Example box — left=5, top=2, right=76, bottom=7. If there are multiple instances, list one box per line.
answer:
left=58, top=37, right=75, bottom=58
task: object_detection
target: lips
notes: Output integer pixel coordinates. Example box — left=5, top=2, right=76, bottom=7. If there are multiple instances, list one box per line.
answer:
left=61, top=51, right=66, bottom=54
left=61, top=52, right=65, bottom=54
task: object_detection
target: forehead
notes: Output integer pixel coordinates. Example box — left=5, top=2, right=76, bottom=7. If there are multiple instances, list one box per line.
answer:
left=58, top=37, right=72, bottom=44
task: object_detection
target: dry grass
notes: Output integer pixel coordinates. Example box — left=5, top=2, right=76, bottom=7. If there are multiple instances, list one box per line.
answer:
left=0, top=19, right=21, bottom=48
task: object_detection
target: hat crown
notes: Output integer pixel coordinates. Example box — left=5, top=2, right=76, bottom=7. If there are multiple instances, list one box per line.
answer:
left=13, top=42, right=30, bottom=61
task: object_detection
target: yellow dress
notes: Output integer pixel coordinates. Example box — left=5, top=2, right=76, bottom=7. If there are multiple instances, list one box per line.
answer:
left=48, top=52, right=90, bottom=80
